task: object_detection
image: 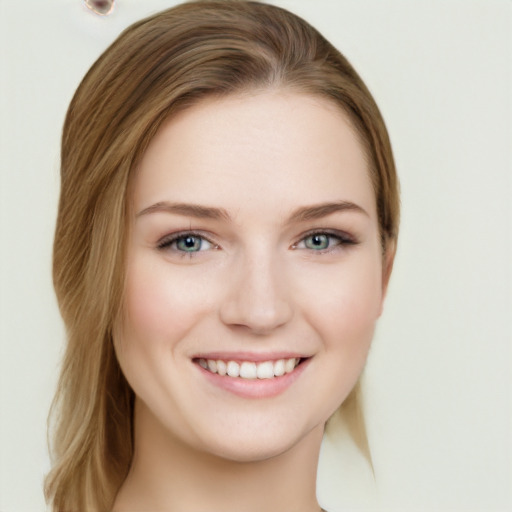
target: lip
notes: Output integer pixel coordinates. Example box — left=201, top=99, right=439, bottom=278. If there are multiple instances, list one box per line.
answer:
left=193, top=356, right=311, bottom=399
left=191, top=351, right=309, bottom=363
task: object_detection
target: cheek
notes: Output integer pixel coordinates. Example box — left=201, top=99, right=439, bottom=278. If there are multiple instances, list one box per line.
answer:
left=113, top=253, right=218, bottom=418
left=281, top=255, right=383, bottom=423
left=297, top=253, right=383, bottom=357
left=120, top=254, right=212, bottom=349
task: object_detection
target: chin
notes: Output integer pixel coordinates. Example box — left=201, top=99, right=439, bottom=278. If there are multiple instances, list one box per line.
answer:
left=206, top=439, right=300, bottom=464
left=192, top=416, right=323, bottom=464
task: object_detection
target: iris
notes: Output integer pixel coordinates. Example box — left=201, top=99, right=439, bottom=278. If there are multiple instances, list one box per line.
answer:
left=304, top=234, right=331, bottom=250
left=176, top=235, right=203, bottom=252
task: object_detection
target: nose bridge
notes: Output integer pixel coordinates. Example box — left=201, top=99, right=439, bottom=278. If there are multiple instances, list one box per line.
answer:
left=219, top=245, right=293, bottom=334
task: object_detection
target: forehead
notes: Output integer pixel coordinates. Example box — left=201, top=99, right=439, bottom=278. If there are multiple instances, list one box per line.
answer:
left=132, top=91, right=376, bottom=220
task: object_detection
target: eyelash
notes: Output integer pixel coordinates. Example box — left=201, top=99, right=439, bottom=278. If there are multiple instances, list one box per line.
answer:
left=291, top=230, right=358, bottom=253
left=157, top=231, right=217, bottom=254
left=157, top=229, right=357, bottom=255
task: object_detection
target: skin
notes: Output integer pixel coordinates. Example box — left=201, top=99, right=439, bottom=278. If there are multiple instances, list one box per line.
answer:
left=112, top=90, right=394, bottom=512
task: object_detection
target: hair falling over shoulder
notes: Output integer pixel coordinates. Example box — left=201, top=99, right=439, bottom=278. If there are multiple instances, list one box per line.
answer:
left=46, top=1, right=399, bottom=509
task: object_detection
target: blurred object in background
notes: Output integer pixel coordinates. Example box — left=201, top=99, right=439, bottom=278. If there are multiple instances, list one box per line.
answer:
left=84, top=0, right=115, bottom=16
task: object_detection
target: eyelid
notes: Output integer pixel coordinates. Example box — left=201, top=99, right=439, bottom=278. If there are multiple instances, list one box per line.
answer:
left=156, top=228, right=357, bottom=252
left=291, top=229, right=358, bottom=250
left=156, top=230, right=219, bottom=251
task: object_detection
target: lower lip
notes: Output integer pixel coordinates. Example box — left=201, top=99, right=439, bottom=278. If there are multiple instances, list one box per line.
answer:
left=195, top=359, right=310, bottom=398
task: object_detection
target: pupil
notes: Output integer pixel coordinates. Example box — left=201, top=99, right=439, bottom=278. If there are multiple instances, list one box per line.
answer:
left=178, top=236, right=201, bottom=251
left=307, top=234, right=328, bottom=250
left=184, top=237, right=196, bottom=248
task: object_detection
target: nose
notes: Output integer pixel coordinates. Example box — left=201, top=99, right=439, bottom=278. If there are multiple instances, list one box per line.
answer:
left=219, top=252, right=293, bottom=335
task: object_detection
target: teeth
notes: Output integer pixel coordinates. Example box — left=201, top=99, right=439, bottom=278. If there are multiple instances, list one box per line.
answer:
left=198, top=357, right=300, bottom=379
left=240, top=362, right=257, bottom=379
left=256, top=361, right=274, bottom=379
left=274, top=359, right=285, bottom=376
left=284, top=358, right=296, bottom=373
left=217, top=360, right=227, bottom=376
left=227, top=361, right=240, bottom=377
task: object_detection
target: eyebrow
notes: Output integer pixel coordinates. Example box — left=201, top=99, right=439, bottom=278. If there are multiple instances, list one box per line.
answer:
left=136, top=201, right=231, bottom=221
left=286, top=201, right=369, bottom=224
left=136, top=200, right=367, bottom=222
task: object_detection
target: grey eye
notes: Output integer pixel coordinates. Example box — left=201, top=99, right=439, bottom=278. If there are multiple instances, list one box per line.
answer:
left=176, top=236, right=204, bottom=252
left=304, top=234, right=330, bottom=250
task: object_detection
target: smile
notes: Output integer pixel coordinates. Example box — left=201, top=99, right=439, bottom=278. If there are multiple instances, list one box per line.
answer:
left=197, top=357, right=301, bottom=380
left=193, top=354, right=310, bottom=398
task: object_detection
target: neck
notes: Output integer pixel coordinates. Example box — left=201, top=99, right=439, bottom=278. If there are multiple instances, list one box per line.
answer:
left=113, top=400, right=324, bottom=512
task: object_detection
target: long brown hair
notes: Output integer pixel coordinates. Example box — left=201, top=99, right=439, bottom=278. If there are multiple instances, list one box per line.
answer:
left=46, top=1, right=399, bottom=509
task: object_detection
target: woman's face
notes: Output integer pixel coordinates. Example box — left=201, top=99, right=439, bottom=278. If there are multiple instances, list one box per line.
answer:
left=114, top=91, right=390, bottom=462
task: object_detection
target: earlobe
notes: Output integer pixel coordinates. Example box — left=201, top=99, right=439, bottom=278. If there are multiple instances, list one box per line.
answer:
left=379, top=239, right=396, bottom=316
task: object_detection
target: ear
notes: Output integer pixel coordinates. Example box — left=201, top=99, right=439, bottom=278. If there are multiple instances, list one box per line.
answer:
left=379, top=239, right=396, bottom=316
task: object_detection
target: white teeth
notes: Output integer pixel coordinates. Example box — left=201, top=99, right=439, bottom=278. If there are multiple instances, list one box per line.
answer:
left=198, top=357, right=300, bottom=380
left=227, top=361, right=240, bottom=377
left=284, top=358, right=296, bottom=373
left=240, top=362, right=257, bottom=379
left=216, top=360, right=227, bottom=376
left=256, top=361, right=274, bottom=379
left=273, top=359, right=285, bottom=377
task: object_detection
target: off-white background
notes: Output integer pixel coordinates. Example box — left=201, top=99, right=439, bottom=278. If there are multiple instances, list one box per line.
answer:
left=1, top=0, right=510, bottom=511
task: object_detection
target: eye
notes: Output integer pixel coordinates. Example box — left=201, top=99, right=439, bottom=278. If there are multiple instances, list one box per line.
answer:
left=158, top=232, right=216, bottom=253
left=293, top=231, right=356, bottom=252
left=304, top=233, right=332, bottom=250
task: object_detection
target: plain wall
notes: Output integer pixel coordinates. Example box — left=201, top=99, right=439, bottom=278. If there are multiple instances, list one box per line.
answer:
left=0, top=0, right=510, bottom=510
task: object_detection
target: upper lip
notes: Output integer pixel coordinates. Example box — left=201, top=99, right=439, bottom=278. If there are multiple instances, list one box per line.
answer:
left=191, top=351, right=310, bottom=362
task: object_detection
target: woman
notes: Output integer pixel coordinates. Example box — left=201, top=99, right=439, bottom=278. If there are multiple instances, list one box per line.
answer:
left=46, top=1, right=399, bottom=510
